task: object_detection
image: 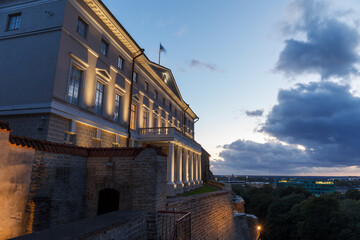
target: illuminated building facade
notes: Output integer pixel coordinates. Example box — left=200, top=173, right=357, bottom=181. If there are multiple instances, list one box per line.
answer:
left=275, top=179, right=335, bottom=196
left=0, top=0, right=203, bottom=196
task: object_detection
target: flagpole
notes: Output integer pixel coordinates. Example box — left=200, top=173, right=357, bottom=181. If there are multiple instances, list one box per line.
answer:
left=158, top=42, right=161, bottom=64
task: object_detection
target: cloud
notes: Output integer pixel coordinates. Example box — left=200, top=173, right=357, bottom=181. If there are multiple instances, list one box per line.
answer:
left=213, top=139, right=311, bottom=175
left=260, top=81, right=360, bottom=167
left=188, top=59, right=218, bottom=71
left=246, top=109, right=264, bottom=117
left=275, top=0, right=360, bottom=79
left=174, top=25, right=189, bottom=37
left=216, top=81, right=360, bottom=175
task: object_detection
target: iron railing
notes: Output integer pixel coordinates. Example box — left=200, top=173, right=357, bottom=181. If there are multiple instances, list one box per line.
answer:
left=158, top=210, right=191, bottom=240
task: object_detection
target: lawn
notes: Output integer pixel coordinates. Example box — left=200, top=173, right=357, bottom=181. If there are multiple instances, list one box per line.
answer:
left=181, top=184, right=218, bottom=197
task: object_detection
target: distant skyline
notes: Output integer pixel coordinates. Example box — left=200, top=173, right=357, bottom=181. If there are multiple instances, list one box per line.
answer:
left=104, top=0, right=360, bottom=176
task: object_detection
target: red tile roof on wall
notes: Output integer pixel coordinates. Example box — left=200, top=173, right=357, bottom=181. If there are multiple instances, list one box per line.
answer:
left=9, top=135, right=89, bottom=156
left=8, top=135, right=167, bottom=158
left=0, top=121, right=11, bottom=131
left=88, top=147, right=145, bottom=158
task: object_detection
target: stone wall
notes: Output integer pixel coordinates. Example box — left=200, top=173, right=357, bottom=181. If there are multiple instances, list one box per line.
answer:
left=201, top=147, right=214, bottom=180
left=11, top=210, right=147, bottom=240
left=0, top=114, right=51, bottom=141
left=0, top=129, right=35, bottom=239
left=167, top=190, right=240, bottom=240
left=86, top=148, right=167, bottom=239
left=27, top=151, right=88, bottom=232
left=47, top=113, right=70, bottom=143
left=76, top=121, right=98, bottom=147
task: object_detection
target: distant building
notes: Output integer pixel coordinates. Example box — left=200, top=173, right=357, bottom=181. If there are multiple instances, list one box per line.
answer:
left=275, top=179, right=335, bottom=196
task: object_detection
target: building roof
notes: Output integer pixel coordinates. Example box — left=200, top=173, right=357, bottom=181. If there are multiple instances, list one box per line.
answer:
left=9, top=135, right=167, bottom=158
left=84, top=0, right=199, bottom=120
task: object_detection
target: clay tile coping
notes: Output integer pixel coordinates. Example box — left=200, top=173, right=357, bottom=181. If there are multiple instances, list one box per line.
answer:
left=87, top=147, right=144, bottom=158
left=9, top=135, right=167, bottom=159
left=9, top=135, right=89, bottom=156
left=0, top=120, right=11, bottom=131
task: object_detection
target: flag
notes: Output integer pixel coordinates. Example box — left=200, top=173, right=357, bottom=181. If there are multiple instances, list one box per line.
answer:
left=160, top=43, right=166, bottom=53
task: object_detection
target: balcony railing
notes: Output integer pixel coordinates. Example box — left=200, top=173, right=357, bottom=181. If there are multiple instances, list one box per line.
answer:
left=158, top=211, right=191, bottom=240
left=139, top=127, right=194, bottom=140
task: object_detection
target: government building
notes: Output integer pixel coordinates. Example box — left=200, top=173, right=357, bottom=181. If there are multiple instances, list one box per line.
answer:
left=0, top=1, right=255, bottom=239
left=0, top=0, right=203, bottom=197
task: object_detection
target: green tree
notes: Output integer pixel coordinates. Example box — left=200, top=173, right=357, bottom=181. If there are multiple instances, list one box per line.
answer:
left=265, top=193, right=307, bottom=240
left=345, top=189, right=360, bottom=200
left=297, top=195, right=342, bottom=240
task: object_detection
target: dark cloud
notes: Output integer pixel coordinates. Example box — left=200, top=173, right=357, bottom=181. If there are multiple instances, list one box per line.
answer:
left=188, top=59, right=218, bottom=71
left=261, top=81, right=360, bottom=167
left=217, top=81, right=360, bottom=174
left=213, top=140, right=310, bottom=175
left=276, top=0, right=360, bottom=79
left=246, top=109, right=264, bottom=117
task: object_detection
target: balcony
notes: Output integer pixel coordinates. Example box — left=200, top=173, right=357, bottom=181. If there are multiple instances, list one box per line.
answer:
left=139, top=127, right=200, bottom=150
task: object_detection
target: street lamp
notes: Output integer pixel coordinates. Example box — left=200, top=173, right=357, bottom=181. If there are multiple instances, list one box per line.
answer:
left=257, top=225, right=262, bottom=240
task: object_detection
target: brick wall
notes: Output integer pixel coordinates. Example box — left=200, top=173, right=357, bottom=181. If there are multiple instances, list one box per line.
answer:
left=27, top=151, right=88, bottom=232
left=202, top=148, right=215, bottom=180
left=47, top=113, right=70, bottom=143
left=76, top=122, right=97, bottom=147
left=167, top=190, right=240, bottom=240
left=86, top=148, right=167, bottom=239
left=1, top=113, right=128, bottom=148
left=0, top=130, right=35, bottom=240
left=0, top=114, right=50, bottom=140
left=100, top=129, right=115, bottom=147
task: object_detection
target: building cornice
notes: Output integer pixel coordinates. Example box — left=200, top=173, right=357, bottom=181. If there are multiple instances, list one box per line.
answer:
left=82, top=0, right=197, bottom=118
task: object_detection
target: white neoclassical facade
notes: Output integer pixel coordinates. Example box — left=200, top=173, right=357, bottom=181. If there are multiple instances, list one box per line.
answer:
left=0, top=0, right=203, bottom=196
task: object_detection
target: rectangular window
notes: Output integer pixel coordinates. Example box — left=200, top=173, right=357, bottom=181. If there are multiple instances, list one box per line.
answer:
left=114, top=94, right=121, bottom=121
left=169, top=103, right=172, bottom=112
left=133, top=72, right=138, bottom=83
left=77, top=17, right=88, bottom=38
left=7, top=13, right=21, bottom=31
left=154, top=90, right=158, bottom=99
left=68, top=66, right=82, bottom=105
left=162, top=97, right=165, bottom=106
left=118, top=56, right=124, bottom=69
left=101, top=39, right=109, bottom=56
left=130, top=103, right=137, bottom=130
left=94, top=82, right=104, bottom=114
left=145, top=81, right=149, bottom=92
left=143, top=111, right=148, bottom=128
left=175, top=109, right=177, bottom=118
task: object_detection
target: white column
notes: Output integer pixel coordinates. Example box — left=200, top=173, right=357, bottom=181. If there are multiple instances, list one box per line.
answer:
left=194, top=154, right=199, bottom=185
left=167, top=141, right=176, bottom=196
left=183, top=148, right=189, bottom=190
left=189, top=151, right=194, bottom=188
left=199, top=153, right=202, bottom=183
left=175, top=145, right=184, bottom=193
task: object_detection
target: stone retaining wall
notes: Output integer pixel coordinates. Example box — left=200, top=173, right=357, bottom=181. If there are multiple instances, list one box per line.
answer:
left=167, top=190, right=240, bottom=240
